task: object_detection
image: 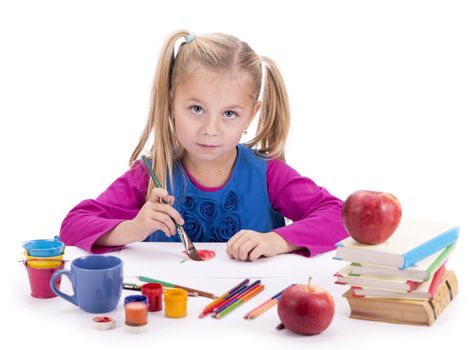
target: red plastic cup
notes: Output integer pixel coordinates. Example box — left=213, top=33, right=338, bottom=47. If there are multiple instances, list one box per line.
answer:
left=141, top=283, right=163, bottom=312
left=25, top=262, right=64, bottom=298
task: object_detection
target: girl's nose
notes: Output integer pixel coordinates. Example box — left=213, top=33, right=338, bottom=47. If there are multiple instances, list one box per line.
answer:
left=202, top=115, right=218, bottom=136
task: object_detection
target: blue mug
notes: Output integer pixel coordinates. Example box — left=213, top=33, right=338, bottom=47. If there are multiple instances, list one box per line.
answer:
left=50, top=255, right=123, bottom=313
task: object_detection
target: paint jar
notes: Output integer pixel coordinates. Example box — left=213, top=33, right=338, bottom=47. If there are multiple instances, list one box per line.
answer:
left=24, top=262, right=64, bottom=298
left=164, top=288, right=188, bottom=318
left=124, top=294, right=148, bottom=306
left=125, top=301, right=148, bottom=326
left=141, top=283, right=163, bottom=312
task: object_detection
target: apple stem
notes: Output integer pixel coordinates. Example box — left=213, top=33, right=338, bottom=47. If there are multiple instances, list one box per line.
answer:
left=308, top=276, right=312, bottom=288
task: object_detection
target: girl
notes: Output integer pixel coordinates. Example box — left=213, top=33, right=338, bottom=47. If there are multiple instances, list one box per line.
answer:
left=60, top=30, right=348, bottom=261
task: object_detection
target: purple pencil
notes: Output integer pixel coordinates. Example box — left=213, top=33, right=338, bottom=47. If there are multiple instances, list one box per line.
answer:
left=212, top=280, right=261, bottom=316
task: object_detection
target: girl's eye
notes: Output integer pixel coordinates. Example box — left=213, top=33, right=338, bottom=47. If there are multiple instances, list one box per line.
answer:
left=191, top=106, right=204, bottom=114
left=224, top=111, right=238, bottom=119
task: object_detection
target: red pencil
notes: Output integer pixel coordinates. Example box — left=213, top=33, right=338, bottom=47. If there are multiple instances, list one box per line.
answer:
left=198, top=279, right=249, bottom=318
left=214, top=284, right=265, bottom=319
left=212, top=280, right=261, bottom=314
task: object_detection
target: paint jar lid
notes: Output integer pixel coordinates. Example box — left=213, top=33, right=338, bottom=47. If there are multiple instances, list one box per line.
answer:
left=91, top=316, right=116, bottom=330
left=124, top=294, right=148, bottom=305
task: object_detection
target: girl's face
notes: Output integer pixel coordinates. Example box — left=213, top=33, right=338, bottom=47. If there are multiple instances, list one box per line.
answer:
left=172, top=66, right=260, bottom=164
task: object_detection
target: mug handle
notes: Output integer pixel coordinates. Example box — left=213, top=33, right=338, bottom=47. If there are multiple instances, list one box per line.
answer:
left=50, top=269, right=78, bottom=306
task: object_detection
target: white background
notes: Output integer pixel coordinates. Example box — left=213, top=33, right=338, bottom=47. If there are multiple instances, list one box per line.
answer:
left=1, top=0, right=469, bottom=348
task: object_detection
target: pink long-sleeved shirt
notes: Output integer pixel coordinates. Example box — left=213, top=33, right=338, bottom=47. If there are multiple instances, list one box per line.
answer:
left=60, top=159, right=347, bottom=256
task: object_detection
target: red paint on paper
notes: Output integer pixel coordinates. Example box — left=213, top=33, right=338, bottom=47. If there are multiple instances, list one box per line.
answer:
left=183, top=250, right=216, bottom=261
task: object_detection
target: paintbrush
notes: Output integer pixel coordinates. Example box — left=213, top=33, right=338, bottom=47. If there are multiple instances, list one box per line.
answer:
left=141, top=155, right=202, bottom=261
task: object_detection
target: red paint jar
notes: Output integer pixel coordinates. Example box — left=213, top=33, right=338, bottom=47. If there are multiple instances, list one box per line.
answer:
left=141, top=283, right=163, bottom=312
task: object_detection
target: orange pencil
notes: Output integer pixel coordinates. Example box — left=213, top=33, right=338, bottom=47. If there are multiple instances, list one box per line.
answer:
left=199, top=279, right=249, bottom=318
left=244, top=284, right=295, bottom=319
left=215, top=284, right=265, bottom=319
left=212, top=280, right=260, bottom=314
left=245, top=299, right=278, bottom=319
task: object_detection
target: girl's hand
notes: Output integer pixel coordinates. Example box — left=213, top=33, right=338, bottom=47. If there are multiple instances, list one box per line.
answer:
left=226, top=230, right=289, bottom=261
left=130, top=188, right=185, bottom=241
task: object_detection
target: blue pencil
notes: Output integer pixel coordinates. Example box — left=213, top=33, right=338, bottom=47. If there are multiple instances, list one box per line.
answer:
left=212, top=280, right=261, bottom=316
left=199, top=279, right=249, bottom=318
left=243, top=284, right=296, bottom=319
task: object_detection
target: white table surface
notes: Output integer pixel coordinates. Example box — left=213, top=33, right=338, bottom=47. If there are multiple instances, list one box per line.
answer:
left=10, top=242, right=468, bottom=350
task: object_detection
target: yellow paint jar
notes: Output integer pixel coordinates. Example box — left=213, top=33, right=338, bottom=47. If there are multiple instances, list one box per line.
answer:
left=164, top=288, right=188, bottom=318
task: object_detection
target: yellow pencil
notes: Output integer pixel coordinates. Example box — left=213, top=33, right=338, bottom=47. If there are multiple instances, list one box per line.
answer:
left=215, top=284, right=265, bottom=319
left=199, top=278, right=250, bottom=318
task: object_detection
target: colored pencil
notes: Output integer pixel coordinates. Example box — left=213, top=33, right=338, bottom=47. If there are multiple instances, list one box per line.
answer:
left=243, top=284, right=295, bottom=319
left=212, top=281, right=262, bottom=317
left=201, top=283, right=249, bottom=317
left=215, top=284, right=265, bottom=319
left=211, top=285, right=249, bottom=314
left=212, top=280, right=261, bottom=314
left=245, top=299, right=277, bottom=319
left=199, top=279, right=249, bottom=318
left=138, top=276, right=218, bottom=299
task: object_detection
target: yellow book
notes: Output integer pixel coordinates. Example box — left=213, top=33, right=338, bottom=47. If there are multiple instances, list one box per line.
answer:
left=343, top=270, right=458, bottom=326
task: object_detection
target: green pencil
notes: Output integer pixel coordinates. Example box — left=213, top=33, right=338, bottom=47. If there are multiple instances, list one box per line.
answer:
left=215, top=284, right=265, bottom=319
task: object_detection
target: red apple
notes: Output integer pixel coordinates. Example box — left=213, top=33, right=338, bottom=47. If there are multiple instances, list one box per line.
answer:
left=277, top=283, right=335, bottom=335
left=342, top=190, right=402, bottom=245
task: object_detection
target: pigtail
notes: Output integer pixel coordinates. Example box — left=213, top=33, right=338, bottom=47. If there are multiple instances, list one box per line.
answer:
left=129, top=30, right=191, bottom=200
left=246, top=56, right=290, bottom=162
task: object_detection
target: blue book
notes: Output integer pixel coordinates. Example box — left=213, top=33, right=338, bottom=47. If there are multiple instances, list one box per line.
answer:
left=334, top=219, right=459, bottom=269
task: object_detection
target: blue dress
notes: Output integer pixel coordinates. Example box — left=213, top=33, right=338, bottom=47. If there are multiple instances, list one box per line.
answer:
left=145, top=144, right=286, bottom=242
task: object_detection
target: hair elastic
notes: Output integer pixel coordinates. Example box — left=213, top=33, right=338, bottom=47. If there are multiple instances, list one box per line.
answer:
left=185, top=32, right=196, bottom=43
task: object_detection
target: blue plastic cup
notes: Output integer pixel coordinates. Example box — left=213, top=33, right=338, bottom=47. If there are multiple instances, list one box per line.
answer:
left=22, top=236, right=64, bottom=257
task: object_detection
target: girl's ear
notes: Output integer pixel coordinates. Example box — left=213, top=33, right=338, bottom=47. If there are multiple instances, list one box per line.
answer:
left=247, top=100, right=262, bottom=127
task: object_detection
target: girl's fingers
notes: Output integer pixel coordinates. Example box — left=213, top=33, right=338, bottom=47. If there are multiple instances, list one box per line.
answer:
left=248, top=245, right=264, bottom=262
left=150, top=211, right=176, bottom=236
left=228, top=233, right=255, bottom=260
left=226, top=232, right=243, bottom=258
left=237, top=240, right=258, bottom=261
left=148, top=197, right=184, bottom=225
left=154, top=223, right=171, bottom=237
left=150, top=188, right=171, bottom=203
left=226, top=230, right=247, bottom=255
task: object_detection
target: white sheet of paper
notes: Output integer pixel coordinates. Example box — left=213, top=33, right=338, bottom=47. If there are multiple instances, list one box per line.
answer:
left=117, top=242, right=331, bottom=280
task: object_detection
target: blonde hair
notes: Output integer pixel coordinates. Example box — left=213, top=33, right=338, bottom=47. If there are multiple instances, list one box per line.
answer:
left=129, top=30, right=291, bottom=200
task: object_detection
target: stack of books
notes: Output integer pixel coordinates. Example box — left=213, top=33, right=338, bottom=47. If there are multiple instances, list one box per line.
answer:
left=334, top=219, right=460, bottom=326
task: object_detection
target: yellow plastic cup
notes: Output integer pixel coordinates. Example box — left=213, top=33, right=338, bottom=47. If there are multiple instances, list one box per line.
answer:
left=23, top=251, right=64, bottom=269
left=164, top=288, right=188, bottom=318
